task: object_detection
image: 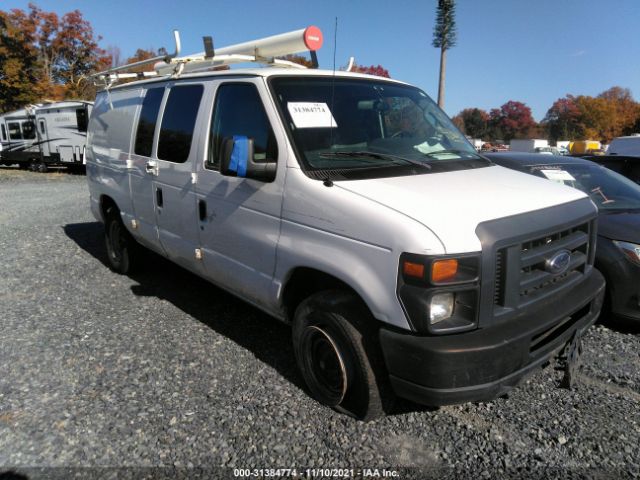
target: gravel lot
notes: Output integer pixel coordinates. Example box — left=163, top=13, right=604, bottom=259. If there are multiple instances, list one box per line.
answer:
left=0, top=167, right=639, bottom=479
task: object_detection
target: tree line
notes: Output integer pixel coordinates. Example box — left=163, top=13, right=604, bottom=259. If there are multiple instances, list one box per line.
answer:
left=453, top=87, right=640, bottom=144
left=0, top=3, right=111, bottom=111
left=0, top=4, right=392, bottom=115
left=3, top=2, right=638, bottom=144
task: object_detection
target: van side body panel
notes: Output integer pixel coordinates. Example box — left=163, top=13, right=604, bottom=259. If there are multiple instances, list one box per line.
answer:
left=86, top=89, right=141, bottom=231
left=275, top=166, right=445, bottom=328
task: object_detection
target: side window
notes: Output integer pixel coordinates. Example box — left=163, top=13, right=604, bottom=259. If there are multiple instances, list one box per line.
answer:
left=1, top=124, right=6, bottom=141
left=39, top=120, right=46, bottom=135
left=157, top=84, right=204, bottom=163
left=8, top=122, right=22, bottom=140
left=22, top=121, right=36, bottom=140
left=76, top=108, right=88, bottom=132
left=208, top=83, right=277, bottom=170
left=134, top=87, right=164, bottom=157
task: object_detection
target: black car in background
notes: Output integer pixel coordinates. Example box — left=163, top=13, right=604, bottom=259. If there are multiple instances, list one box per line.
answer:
left=484, top=152, right=640, bottom=323
left=580, top=155, right=640, bottom=185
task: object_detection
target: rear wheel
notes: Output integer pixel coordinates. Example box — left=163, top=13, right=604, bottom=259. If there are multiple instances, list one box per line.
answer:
left=293, top=290, right=394, bottom=420
left=104, top=207, right=141, bottom=274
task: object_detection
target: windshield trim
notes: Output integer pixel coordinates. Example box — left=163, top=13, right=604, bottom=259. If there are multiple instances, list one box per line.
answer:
left=267, top=75, right=480, bottom=180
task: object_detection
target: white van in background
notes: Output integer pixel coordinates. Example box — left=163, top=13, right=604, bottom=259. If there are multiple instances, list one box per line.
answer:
left=607, top=134, right=640, bottom=157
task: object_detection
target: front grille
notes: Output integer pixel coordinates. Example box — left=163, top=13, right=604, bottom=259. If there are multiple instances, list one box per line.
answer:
left=494, top=222, right=592, bottom=309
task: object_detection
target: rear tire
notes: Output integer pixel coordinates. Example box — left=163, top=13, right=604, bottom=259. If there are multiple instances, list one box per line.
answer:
left=293, top=290, right=394, bottom=421
left=104, top=207, right=141, bottom=274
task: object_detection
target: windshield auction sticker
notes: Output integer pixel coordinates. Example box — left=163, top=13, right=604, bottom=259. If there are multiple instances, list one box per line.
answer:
left=540, top=169, right=576, bottom=183
left=287, top=102, right=337, bottom=129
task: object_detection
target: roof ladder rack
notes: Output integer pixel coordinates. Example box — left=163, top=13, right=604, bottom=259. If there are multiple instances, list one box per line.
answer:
left=87, top=26, right=323, bottom=87
left=89, top=30, right=182, bottom=87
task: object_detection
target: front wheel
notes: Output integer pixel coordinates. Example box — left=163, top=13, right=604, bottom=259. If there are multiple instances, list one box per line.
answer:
left=104, top=207, right=141, bottom=274
left=293, top=290, right=394, bottom=420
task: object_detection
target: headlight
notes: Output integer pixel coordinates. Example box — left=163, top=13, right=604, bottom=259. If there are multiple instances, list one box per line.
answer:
left=613, top=240, right=640, bottom=266
left=430, top=292, right=454, bottom=324
left=398, top=253, right=480, bottom=334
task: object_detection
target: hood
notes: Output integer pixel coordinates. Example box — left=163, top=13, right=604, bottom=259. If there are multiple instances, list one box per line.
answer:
left=336, top=164, right=589, bottom=253
left=598, top=211, right=640, bottom=244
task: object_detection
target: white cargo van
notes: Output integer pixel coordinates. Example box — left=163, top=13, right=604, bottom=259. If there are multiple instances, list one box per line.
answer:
left=607, top=135, right=640, bottom=157
left=85, top=28, right=605, bottom=419
left=509, top=139, right=549, bottom=153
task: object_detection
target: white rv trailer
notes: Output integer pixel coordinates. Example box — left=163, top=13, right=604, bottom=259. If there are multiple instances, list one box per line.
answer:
left=0, top=100, right=93, bottom=171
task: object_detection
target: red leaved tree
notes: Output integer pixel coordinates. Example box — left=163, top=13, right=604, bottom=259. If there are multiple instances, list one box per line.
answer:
left=0, top=3, right=111, bottom=108
left=543, top=96, right=583, bottom=142
left=489, top=101, right=537, bottom=142
left=350, top=64, right=391, bottom=78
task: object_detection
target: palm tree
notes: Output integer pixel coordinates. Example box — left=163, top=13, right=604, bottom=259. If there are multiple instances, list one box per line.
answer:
left=432, top=0, right=457, bottom=109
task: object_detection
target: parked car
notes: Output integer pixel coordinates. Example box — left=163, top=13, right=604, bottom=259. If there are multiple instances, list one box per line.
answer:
left=485, top=152, right=640, bottom=323
left=534, top=146, right=561, bottom=155
left=85, top=28, right=605, bottom=419
left=579, top=155, right=640, bottom=185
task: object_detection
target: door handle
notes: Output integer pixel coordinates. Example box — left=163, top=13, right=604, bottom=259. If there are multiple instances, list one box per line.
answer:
left=156, top=188, right=163, bottom=207
left=145, top=160, right=158, bottom=175
left=198, top=199, right=207, bottom=221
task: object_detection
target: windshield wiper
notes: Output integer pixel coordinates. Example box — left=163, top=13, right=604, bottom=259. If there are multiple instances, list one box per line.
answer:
left=421, top=149, right=484, bottom=159
left=319, top=151, right=431, bottom=170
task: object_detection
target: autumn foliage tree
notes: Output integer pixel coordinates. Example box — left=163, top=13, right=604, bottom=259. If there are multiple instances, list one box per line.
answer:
left=452, top=108, right=489, bottom=138
left=488, top=101, right=536, bottom=142
left=543, top=96, right=583, bottom=142
left=543, top=87, right=640, bottom=143
left=350, top=63, right=391, bottom=78
left=0, top=7, right=45, bottom=110
left=279, top=54, right=315, bottom=68
left=0, top=3, right=110, bottom=111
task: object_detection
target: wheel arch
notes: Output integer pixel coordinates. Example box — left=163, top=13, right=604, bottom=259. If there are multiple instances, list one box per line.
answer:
left=281, top=267, right=371, bottom=323
left=99, top=194, right=120, bottom=223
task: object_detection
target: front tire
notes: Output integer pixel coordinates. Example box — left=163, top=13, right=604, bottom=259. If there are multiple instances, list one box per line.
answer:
left=293, top=290, right=394, bottom=420
left=104, top=207, right=140, bottom=274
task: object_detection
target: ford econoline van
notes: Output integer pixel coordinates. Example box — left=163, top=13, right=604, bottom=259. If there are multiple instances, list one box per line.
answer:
left=86, top=34, right=605, bottom=419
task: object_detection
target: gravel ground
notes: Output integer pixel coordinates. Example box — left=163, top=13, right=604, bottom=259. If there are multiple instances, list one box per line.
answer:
left=0, top=167, right=639, bottom=479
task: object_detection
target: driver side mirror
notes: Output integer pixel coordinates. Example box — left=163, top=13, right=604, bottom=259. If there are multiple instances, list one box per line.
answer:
left=220, top=136, right=276, bottom=182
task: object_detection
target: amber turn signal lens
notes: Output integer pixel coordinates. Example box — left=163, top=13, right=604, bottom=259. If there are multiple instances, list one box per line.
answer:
left=403, top=261, right=425, bottom=279
left=431, top=259, right=458, bottom=282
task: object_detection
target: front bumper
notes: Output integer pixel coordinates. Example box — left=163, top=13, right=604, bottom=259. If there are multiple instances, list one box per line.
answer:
left=379, top=269, right=605, bottom=406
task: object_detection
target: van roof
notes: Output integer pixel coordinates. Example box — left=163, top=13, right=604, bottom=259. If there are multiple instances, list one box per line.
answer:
left=100, top=67, right=410, bottom=92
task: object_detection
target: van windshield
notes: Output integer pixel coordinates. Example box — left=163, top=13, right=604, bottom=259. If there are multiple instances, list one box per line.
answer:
left=270, top=77, right=487, bottom=178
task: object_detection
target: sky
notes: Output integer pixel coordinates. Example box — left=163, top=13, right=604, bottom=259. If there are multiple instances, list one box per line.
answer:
left=6, top=0, right=640, bottom=120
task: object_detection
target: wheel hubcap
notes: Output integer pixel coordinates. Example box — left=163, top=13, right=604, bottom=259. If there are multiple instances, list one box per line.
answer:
left=305, top=325, right=348, bottom=406
left=108, top=221, right=124, bottom=263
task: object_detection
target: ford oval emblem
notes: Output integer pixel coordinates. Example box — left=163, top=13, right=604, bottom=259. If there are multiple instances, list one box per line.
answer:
left=545, top=250, right=572, bottom=275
